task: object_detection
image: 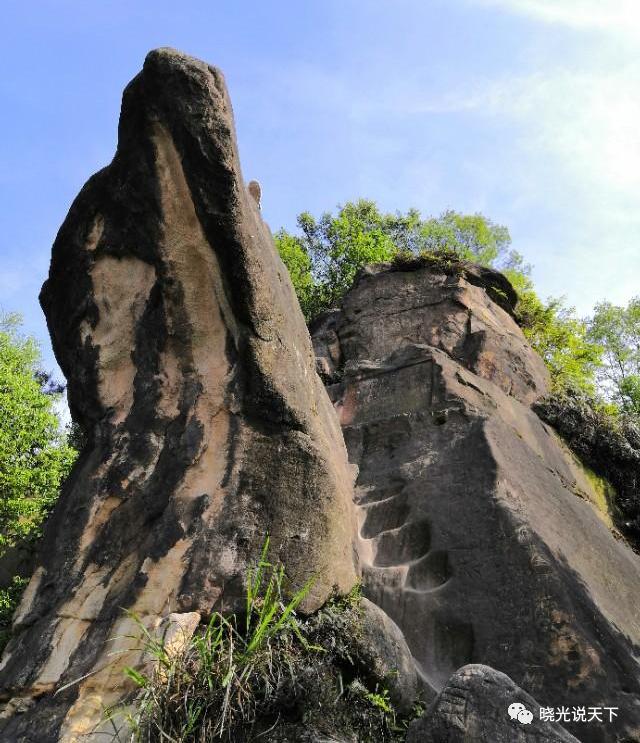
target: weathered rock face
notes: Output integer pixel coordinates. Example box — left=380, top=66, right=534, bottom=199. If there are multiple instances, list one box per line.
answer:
left=312, top=262, right=640, bottom=743
left=535, top=388, right=640, bottom=547
left=313, top=261, right=549, bottom=407
left=0, top=48, right=356, bottom=741
left=407, top=664, right=579, bottom=742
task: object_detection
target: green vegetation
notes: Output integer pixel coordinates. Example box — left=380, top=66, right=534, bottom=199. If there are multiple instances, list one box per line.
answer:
left=0, top=576, right=28, bottom=651
left=588, top=298, right=640, bottom=415
left=0, top=314, right=75, bottom=554
left=276, top=199, right=602, bottom=395
left=505, top=270, right=602, bottom=393
left=534, top=389, right=640, bottom=544
left=0, top=313, right=76, bottom=650
left=580, top=463, right=618, bottom=530
left=114, top=541, right=419, bottom=742
left=275, top=200, right=522, bottom=321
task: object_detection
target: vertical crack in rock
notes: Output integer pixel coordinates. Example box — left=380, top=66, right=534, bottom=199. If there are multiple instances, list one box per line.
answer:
left=313, top=261, right=640, bottom=743
left=0, top=48, right=357, bottom=741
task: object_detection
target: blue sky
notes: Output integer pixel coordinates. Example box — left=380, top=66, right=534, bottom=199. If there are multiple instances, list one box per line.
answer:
left=1, top=0, right=639, bottom=380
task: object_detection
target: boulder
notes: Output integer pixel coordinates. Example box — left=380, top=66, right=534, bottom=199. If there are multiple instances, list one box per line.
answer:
left=0, top=48, right=356, bottom=741
left=356, top=597, right=422, bottom=714
left=312, top=261, right=549, bottom=405
left=406, top=664, right=579, bottom=742
left=313, top=261, right=640, bottom=743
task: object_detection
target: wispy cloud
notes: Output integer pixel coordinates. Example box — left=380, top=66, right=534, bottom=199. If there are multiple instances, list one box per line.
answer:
left=349, top=59, right=640, bottom=201
left=253, top=0, right=640, bottom=311
left=367, top=1, right=640, bottom=310
left=477, top=66, right=640, bottom=196
left=473, top=0, right=640, bottom=37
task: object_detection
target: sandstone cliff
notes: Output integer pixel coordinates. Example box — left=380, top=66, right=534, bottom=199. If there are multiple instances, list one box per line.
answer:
left=0, top=49, right=356, bottom=741
left=1, top=47, right=640, bottom=743
left=312, top=260, right=640, bottom=743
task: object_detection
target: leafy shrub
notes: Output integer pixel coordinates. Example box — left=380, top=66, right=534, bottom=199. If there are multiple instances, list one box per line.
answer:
left=0, top=576, right=28, bottom=652
left=113, top=541, right=418, bottom=742
left=0, top=313, right=76, bottom=652
left=275, top=200, right=519, bottom=321
left=507, top=272, right=602, bottom=393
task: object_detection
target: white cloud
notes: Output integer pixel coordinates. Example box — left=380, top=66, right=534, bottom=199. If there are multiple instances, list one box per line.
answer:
left=378, top=32, right=640, bottom=310
left=367, top=61, right=640, bottom=201
left=474, top=0, right=640, bottom=37
left=480, top=65, right=640, bottom=195
left=261, top=3, right=640, bottom=311
left=468, top=64, right=640, bottom=307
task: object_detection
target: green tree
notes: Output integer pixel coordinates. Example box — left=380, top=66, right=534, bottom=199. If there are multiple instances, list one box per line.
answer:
left=512, top=282, right=601, bottom=393
left=275, top=200, right=519, bottom=321
left=273, top=229, right=315, bottom=320
left=418, top=209, right=512, bottom=265
left=0, top=314, right=76, bottom=557
left=297, top=200, right=398, bottom=315
left=588, top=298, right=640, bottom=415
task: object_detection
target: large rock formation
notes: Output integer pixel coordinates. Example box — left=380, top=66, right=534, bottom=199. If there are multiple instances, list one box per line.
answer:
left=312, top=261, right=640, bottom=743
left=407, top=664, right=580, bottom=742
left=0, top=49, right=356, bottom=741
left=3, top=45, right=640, bottom=743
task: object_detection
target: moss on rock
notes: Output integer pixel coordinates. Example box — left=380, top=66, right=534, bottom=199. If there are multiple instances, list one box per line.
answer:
left=534, top=388, right=640, bottom=549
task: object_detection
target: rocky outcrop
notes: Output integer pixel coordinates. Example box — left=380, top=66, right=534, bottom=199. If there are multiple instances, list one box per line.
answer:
left=3, top=44, right=640, bottom=743
left=312, top=260, right=549, bottom=407
left=535, top=388, right=640, bottom=547
left=356, top=597, right=420, bottom=714
left=407, top=664, right=579, bottom=742
left=313, top=262, right=640, bottom=743
left=0, top=48, right=356, bottom=741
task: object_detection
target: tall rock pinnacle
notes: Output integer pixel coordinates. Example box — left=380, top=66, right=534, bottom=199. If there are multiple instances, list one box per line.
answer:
left=313, top=262, right=640, bottom=743
left=0, top=48, right=357, bottom=741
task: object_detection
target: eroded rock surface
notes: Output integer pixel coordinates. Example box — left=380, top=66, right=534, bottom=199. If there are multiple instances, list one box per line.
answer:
left=312, top=262, right=640, bottom=743
left=356, top=597, right=421, bottom=714
left=407, top=664, right=579, bottom=742
left=0, top=48, right=356, bottom=741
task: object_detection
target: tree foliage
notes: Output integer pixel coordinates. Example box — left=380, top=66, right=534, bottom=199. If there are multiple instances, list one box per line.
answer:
left=0, top=314, right=76, bottom=557
left=505, top=270, right=602, bottom=394
left=275, top=199, right=601, bottom=396
left=417, top=209, right=512, bottom=265
left=588, top=298, right=640, bottom=416
left=275, top=200, right=522, bottom=321
left=273, top=229, right=315, bottom=318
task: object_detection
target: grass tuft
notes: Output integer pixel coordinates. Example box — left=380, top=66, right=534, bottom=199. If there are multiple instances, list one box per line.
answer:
left=391, top=246, right=466, bottom=277
left=110, top=538, right=318, bottom=741
left=109, top=543, right=418, bottom=742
